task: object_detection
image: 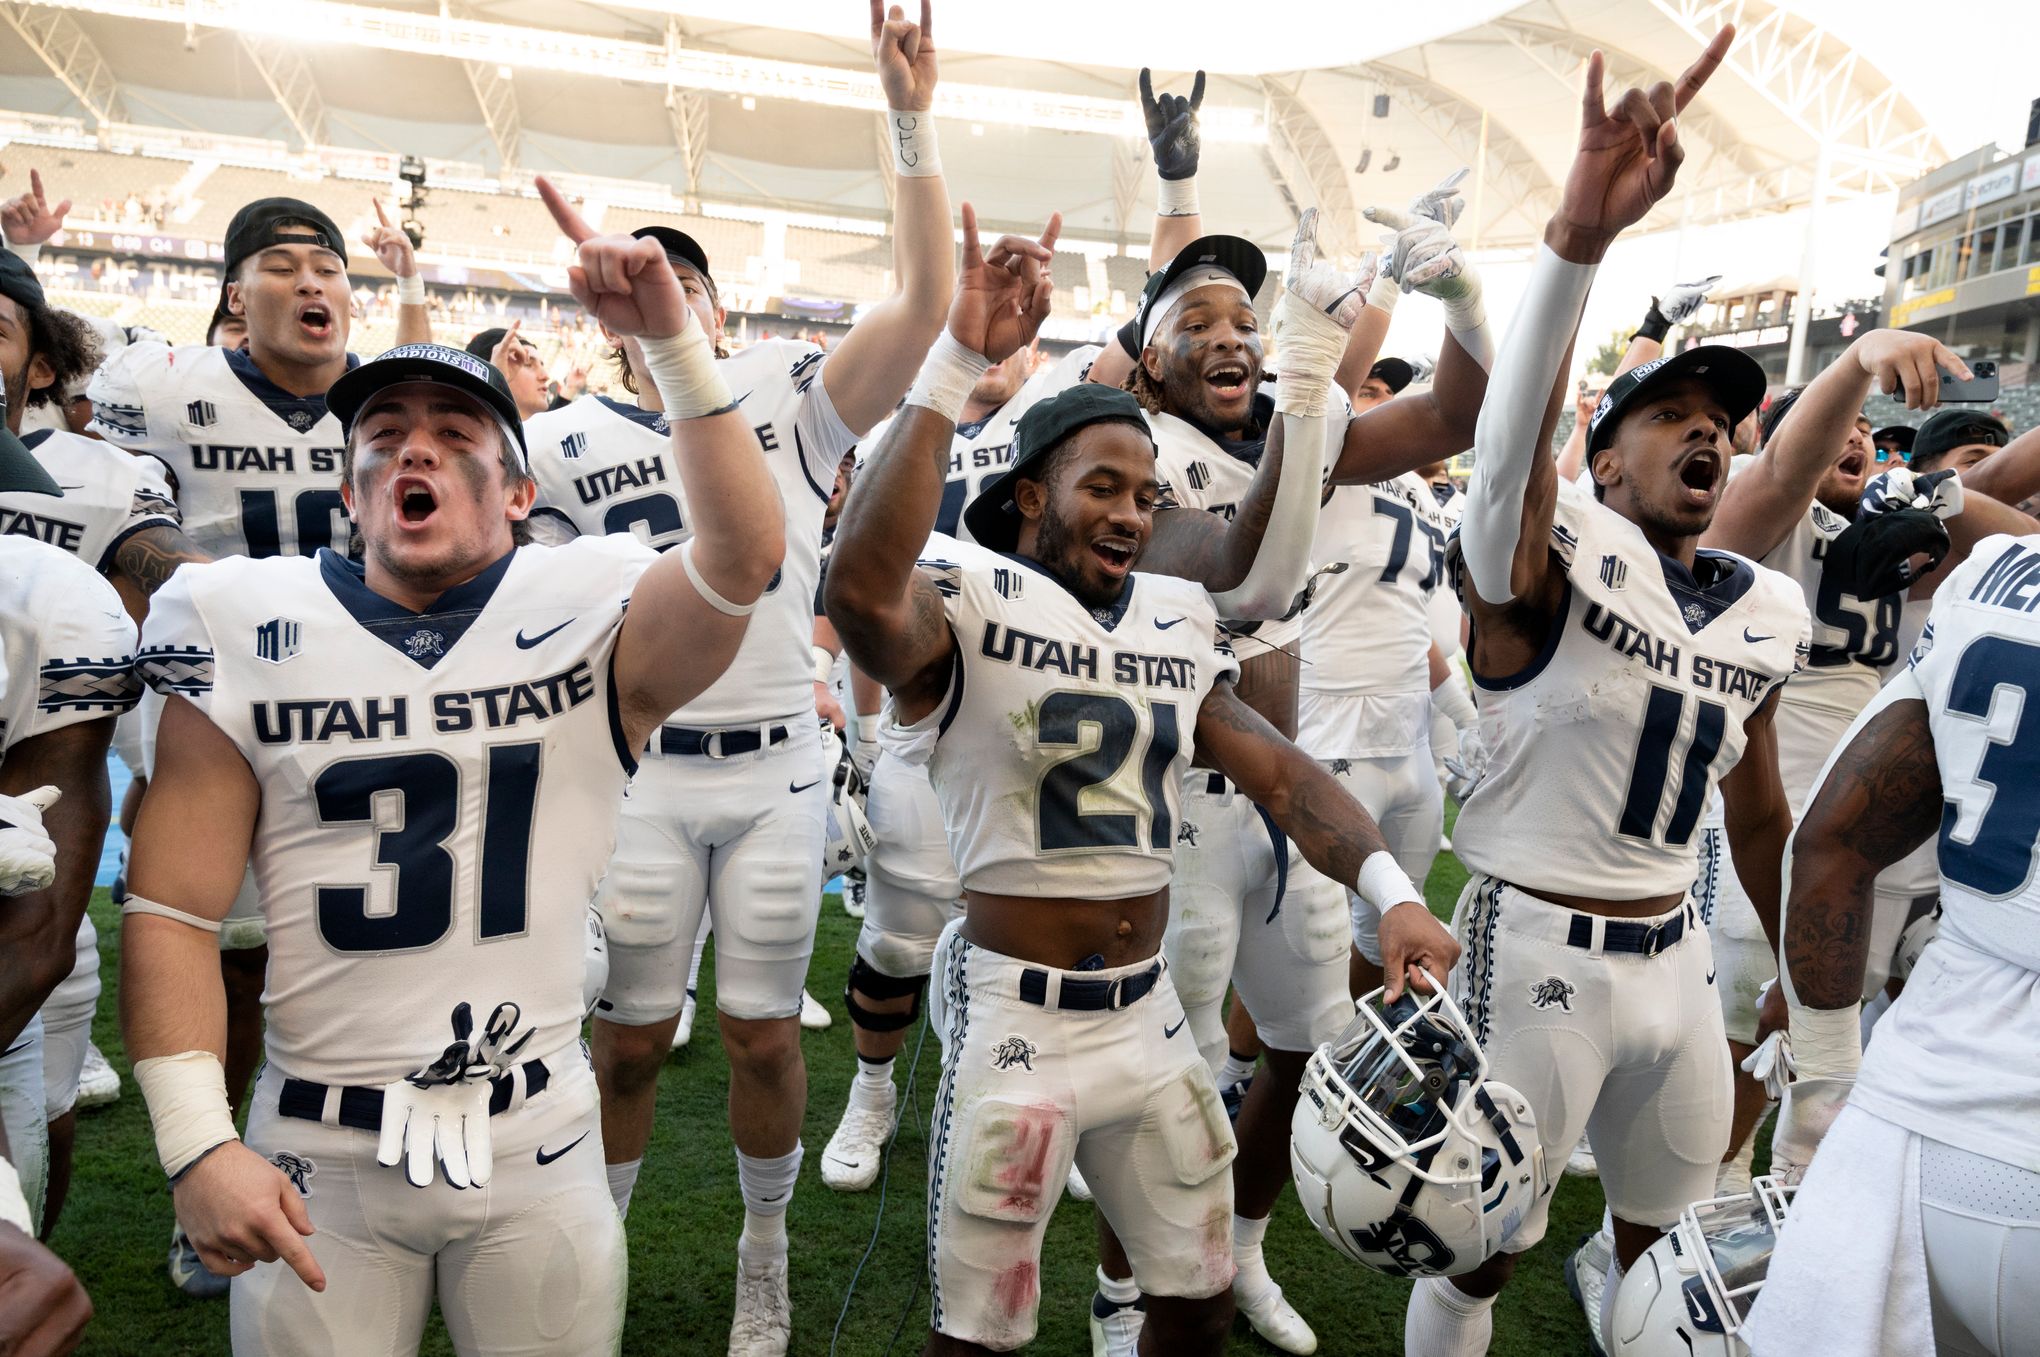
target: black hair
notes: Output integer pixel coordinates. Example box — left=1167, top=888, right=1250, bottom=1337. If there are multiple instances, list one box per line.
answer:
left=18, top=301, right=101, bottom=409
left=1017, top=416, right=1156, bottom=498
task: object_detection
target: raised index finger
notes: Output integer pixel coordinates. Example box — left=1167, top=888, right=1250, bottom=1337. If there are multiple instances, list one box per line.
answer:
left=1139, top=68, right=1156, bottom=112
left=535, top=176, right=595, bottom=245
left=1036, top=211, right=1062, bottom=257
left=1189, top=71, right=1205, bottom=110
left=29, top=168, right=44, bottom=204
left=869, top=0, right=884, bottom=39
left=959, top=201, right=983, bottom=271
left=1673, top=25, right=1734, bottom=112
left=373, top=198, right=391, bottom=230
left=1581, top=50, right=1607, bottom=127
left=919, top=0, right=930, bottom=44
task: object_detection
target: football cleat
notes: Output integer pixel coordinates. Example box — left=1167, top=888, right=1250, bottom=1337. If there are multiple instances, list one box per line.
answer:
left=671, top=990, right=697, bottom=1051
left=728, top=1251, right=792, bottom=1356
left=1567, top=1133, right=1600, bottom=1179
left=1088, top=1289, right=1146, bottom=1357
left=1290, top=977, right=1544, bottom=1278
left=1220, top=1072, right=1254, bottom=1124
left=167, top=1225, right=230, bottom=1299
left=841, top=869, right=868, bottom=920
left=1233, top=1259, right=1318, bottom=1354
left=1066, top=1163, right=1094, bottom=1202
left=1565, top=1227, right=1614, bottom=1357
left=821, top=1083, right=897, bottom=1192
left=799, top=990, right=832, bottom=1031
left=76, top=1041, right=120, bottom=1109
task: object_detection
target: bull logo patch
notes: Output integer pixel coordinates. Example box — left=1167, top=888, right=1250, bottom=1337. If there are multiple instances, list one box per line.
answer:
left=1528, top=976, right=1576, bottom=1012
left=271, top=1151, right=317, bottom=1198
left=990, top=1035, right=1037, bottom=1072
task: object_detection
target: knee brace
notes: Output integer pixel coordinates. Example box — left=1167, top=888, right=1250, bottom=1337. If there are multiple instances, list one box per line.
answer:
left=845, top=955, right=926, bottom=1033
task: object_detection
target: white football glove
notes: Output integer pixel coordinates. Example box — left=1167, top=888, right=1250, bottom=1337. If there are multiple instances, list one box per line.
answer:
left=0, top=786, right=61, bottom=896
left=1406, top=167, right=1469, bottom=228
left=1740, top=1027, right=1797, bottom=1100
left=1860, top=466, right=1964, bottom=521
left=376, top=1001, right=532, bottom=1189
left=1442, top=725, right=1490, bottom=801
left=1769, top=1074, right=1853, bottom=1185
left=1281, top=206, right=1375, bottom=331
left=1654, top=275, right=1722, bottom=327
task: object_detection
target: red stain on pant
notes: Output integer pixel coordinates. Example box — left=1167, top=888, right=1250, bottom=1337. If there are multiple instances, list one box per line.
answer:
left=991, top=1259, right=1040, bottom=1319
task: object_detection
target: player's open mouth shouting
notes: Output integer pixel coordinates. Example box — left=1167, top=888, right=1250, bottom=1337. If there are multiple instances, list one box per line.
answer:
left=391, top=472, right=439, bottom=529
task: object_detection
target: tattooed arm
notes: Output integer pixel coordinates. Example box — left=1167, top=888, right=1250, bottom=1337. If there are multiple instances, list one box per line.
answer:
left=112, top=524, right=211, bottom=604
left=822, top=403, right=957, bottom=723
left=1196, top=680, right=1459, bottom=997
left=1784, top=676, right=1942, bottom=1009
left=1141, top=415, right=1289, bottom=597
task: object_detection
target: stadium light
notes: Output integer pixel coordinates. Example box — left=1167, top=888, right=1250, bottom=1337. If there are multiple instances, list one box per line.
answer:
left=23, top=0, right=1268, bottom=144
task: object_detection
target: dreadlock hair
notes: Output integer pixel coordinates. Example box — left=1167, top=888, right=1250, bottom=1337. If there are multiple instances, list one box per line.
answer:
left=1123, top=355, right=1167, bottom=416
left=23, top=304, right=102, bottom=409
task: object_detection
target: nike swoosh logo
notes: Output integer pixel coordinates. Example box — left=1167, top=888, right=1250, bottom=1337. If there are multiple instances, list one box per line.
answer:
left=789, top=779, right=820, bottom=794
left=734, top=390, right=752, bottom=405
left=54, top=484, right=85, bottom=491
left=1154, top=617, right=1184, bottom=630
left=1743, top=629, right=1773, bottom=643
left=516, top=619, right=575, bottom=649
left=1, top=1040, right=30, bottom=1058
left=1163, top=1017, right=1186, bottom=1039
left=1706, top=969, right=1717, bottom=985
left=535, top=1131, right=589, bottom=1166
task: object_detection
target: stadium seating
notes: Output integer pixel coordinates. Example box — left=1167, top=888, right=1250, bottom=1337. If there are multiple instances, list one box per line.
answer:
left=783, top=225, right=893, bottom=301
left=2, top=142, right=188, bottom=216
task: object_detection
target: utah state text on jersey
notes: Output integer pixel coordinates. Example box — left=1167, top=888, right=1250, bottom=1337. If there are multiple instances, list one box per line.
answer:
left=252, top=659, right=597, bottom=743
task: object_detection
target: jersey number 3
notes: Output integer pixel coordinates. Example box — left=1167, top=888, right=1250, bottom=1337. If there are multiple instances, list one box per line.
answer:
left=1035, top=693, right=1180, bottom=853
left=1940, top=636, right=2040, bottom=898
left=313, top=744, right=541, bottom=952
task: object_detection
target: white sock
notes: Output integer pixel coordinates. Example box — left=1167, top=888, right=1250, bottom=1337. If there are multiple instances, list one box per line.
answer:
left=1096, top=1265, right=1140, bottom=1306
left=686, top=913, right=710, bottom=992
left=1405, top=1276, right=1495, bottom=1357
left=852, top=1056, right=895, bottom=1105
left=1716, top=1132, right=1757, bottom=1197
left=606, top=1159, right=642, bottom=1219
left=1218, top=1053, right=1257, bottom=1088
left=1598, top=1252, right=1627, bottom=1348
left=736, top=1143, right=803, bottom=1257
left=1232, top=1214, right=1275, bottom=1296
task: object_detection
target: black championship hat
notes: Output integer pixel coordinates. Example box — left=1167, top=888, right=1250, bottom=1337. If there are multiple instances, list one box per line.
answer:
left=631, top=226, right=713, bottom=284
left=218, top=197, right=348, bottom=316
left=326, top=343, right=529, bottom=462
left=962, top=385, right=1155, bottom=551
left=0, top=253, right=61, bottom=496
left=1586, top=345, right=1769, bottom=455
left=1130, top=234, right=1268, bottom=350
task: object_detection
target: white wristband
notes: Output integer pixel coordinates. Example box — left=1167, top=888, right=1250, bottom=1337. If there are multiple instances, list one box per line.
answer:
left=1271, top=292, right=1347, bottom=417
left=4, top=238, right=40, bottom=266
left=1355, top=850, right=1421, bottom=916
left=1441, top=274, right=1495, bottom=372
left=888, top=109, right=941, bottom=178
left=1430, top=672, right=1477, bottom=730
left=638, top=325, right=734, bottom=421
left=0, top=1154, right=30, bottom=1231
left=395, top=271, right=426, bottom=306
left=1784, top=1001, right=1863, bottom=1082
left=133, top=1050, right=240, bottom=1180
left=1157, top=175, right=1200, bottom=218
left=812, top=645, right=836, bottom=684
left=905, top=329, right=991, bottom=423
left=1365, top=269, right=1401, bottom=316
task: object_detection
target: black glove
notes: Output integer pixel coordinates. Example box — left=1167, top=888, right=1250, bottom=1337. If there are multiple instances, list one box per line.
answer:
left=1139, top=68, right=1204, bottom=181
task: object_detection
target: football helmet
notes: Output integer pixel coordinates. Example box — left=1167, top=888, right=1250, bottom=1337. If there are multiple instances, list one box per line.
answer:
left=1608, top=1176, right=1797, bottom=1357
left=1894, top=903, right=1941, bottom=981
left=820, top=726, right=876, bottom=875
left=582, top=905, right=608, bottom=1018
left=1289, top=977, right=1543, bottom=1278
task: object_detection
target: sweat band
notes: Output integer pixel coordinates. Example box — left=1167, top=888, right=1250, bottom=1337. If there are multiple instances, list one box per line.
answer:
left=1356, top=851, right=1422, bottom=916
left=905, top=329, right=991, bottom=423
left=681, top=540, right=759, bottom=617
left=1141, top=267, right=1250, bottom=348
left=133, top=1050, right=240, bottom=1180
left=395, top=272, right=426, bottom=307
left=1633, top=303, right=1670, bottom=345
left=888, top=110, right=941, bottom=178
left=121, top=893, right=223, bottom=934
left=638, top=325, right=733, bottom=421
left=812, top=645, right=837, bottom=685
left=1157, top=175, right=1200, bottom=218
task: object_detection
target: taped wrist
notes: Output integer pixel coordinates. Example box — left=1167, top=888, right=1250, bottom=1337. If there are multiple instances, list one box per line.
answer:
left=888, top=109, right=941, bottom=178
left=396, top=271, right=426, bottom=307
left=1270, top=293, right=1347, bottom=417
left=812, top=645, right=837, bottom=685
left=1440, top=271, right=1494, bottom=372
left=1785, top=1002, right=1863, bottom=1082
left=1157, top=175, right=1200, bottom=218
left=1356, top=851, right=1421, bottom=916
left=906, top=329, right=991, bottom=423
left=638, top=326, right=733, bottom=421
left=134, top=1050, right=240, bottom=1180
left=1365, top=269, right=1401, bottom=315
left=846, top=955, right=927, bottom=1033
left=1430, top=673, right=1477, bottom=730
left=1633, top=303, right=1670, bottom=344
left=4, top=238, right=40, bottom=266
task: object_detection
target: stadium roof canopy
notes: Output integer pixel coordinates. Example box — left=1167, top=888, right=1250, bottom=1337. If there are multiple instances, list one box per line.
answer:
left=0, top=0, right=1944, bottom=256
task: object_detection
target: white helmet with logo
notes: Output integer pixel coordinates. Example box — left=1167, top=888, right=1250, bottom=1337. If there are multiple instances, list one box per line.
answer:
left=819, top=725, right=876, bottom=875
left=1289, top=977, right=1544, bottom=1278
left=1608, top=1176, right=1797, bottom=1357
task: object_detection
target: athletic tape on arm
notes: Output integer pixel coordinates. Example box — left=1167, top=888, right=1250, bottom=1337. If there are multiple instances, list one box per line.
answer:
left=1207, top=409, right=1328, bottom=619
left=1461, top=244, right=1596, bottom=606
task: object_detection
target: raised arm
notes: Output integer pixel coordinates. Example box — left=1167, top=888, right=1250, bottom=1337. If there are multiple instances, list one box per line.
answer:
left=535, top=179, right=786, bottom=742
left=0, top=720, right=111, bottom=1048
left=123, top=695, right=325, bottom=1292
left=1195, top=682, right=1459, bottom=1000
left=1140, top=68, right=1205, bottom=271
left=1706, top=329, right=1965, bottom=559
left=817, top=1, right=955, bottom=436
left=1957, top=419, right=2040, bottom=507
left=828, top=207, right=1056, bottom=715
left=361, top=200, right=433, bottom=349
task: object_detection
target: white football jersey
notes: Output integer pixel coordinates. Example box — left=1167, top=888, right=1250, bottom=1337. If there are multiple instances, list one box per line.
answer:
left=1302, top=474, right=1449, bottom=697
left=1455, top=475, right=1811, bottom=899
left=87, top=344, right=353, bottom=560
left=524, top=341, right=855, bottom=726
left=0, top=537, right=140, bottom=757
left=1427, top=482, right=1467, bottom=654
left=855, top=345, right=1099, bottom=543
left=891, top=538, right=1237, bottom=899
left=0, top=430, right=179, bottom=574
left=135, top=537, right=654, bottom=1087
left=1844, top=533, right=2040, bottom=1170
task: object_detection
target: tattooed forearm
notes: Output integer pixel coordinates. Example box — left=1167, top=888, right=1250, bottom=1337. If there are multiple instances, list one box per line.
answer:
left=1141, top=508, right=1230, bottom=589
left=1232, top=649, right=1300, bottom=740
left=115, top=524, right=210, bottom=597
left=1784, top=698, right=1942, bottom=1008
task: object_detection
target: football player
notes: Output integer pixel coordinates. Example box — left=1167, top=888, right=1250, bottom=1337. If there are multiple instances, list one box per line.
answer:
left=1402, top=31, right=1816, bottom=1357
left=120, top=216, right=784, bottom=1355
left=826, top=204, right=1459, bottom=1357
left=1745, top=530, right=2040, bottom=1357
left=517, top=7, right=955, bottom=1349
left=465, top=323, right=551, bottom=421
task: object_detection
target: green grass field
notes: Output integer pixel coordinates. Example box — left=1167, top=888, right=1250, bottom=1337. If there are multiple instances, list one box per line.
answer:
left=50, top=834, right=1608, bottom=1355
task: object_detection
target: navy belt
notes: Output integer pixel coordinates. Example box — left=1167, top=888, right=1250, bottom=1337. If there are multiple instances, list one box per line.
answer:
left=1017, top=961, right=1162, bottom=1011
left=1564, top=906, right=1689, bottom=957
left=657, top=724, right=789, bottom=759
left=278, top=1060, right=550, bottom=1133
